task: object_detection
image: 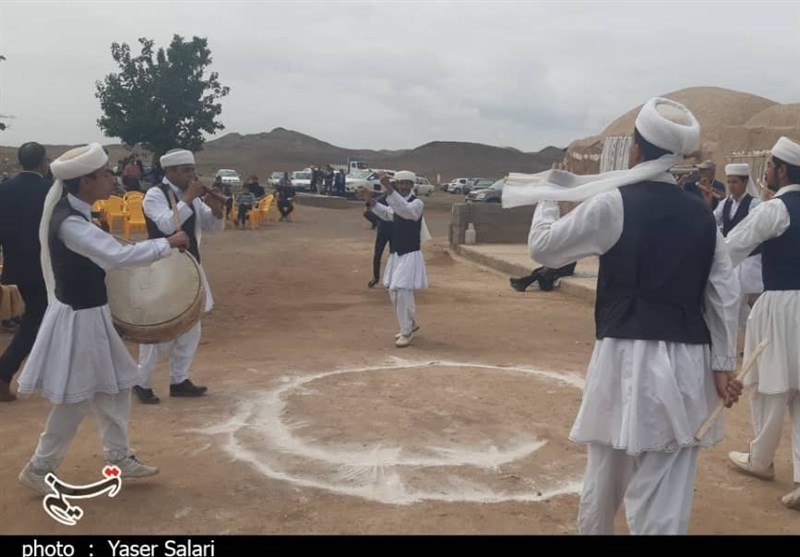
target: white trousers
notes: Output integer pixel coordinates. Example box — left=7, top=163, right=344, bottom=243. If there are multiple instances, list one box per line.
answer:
left=138, top=321, right=201, bottom=388
left=29, top=389, right=132, bottom=472
left=749, top=390, right=800, bottom=482
left=578, top=443, right=698, bottom=535
left=389, top=289, right=415, bottom=336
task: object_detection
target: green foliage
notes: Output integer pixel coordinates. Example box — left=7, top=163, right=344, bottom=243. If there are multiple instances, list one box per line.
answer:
left=95, top=35, right=230, bottom=163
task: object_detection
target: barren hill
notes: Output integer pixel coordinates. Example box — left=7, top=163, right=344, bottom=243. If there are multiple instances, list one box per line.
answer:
left=0, top=129, right=564, bottom=184
left=196, top=129, right=565, bottom=183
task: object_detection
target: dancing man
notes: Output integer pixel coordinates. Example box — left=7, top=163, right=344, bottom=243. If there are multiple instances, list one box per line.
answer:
left=725, top=137, right=800, bottom=511
left=713, top=163, right=763, bottom=334
left=504, top=97, right=742, bottom=534
left=365, top=171, right=429, bottom=347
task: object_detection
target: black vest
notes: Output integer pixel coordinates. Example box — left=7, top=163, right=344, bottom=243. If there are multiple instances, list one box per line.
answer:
left=595, top=182, right=716, bottom=344
left=390, top=195, right=422, bottom=256
left=761, top=190, right=800, bottom=291
left=722, top=194, right=761, bottom=256
left=144, top=183, right=200, bottom=262
left=49, top=196, right=108, bottom=310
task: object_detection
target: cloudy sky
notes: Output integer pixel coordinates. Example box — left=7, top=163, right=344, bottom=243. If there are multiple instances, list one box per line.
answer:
left=1, top=0, right=798, bottom=152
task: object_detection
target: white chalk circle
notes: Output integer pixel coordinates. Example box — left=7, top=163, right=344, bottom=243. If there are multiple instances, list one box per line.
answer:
left=197, top=358, right=585, bottom=505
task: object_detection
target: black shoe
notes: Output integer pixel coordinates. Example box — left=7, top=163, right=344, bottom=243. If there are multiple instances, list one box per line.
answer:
left=368, top=278, right=379, bottom=288
left=133, top=385, right=160, bottom=404
left=169, top=379, right=208, bottom=397
left=509, top=278, right=530, bottom=292
left=538, top=272, right=556, bottom=292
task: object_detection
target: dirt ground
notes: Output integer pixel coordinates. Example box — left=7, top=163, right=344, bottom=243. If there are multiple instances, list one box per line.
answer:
left=0, top=195, right=797, bottom=535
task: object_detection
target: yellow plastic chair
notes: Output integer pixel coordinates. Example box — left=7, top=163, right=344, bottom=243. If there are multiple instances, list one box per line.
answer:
left=247, top=199, right=263, bottom=229
left=258, top=194, right=274, bottom=224
left=123, top=198, right=147, bottom=239
left=230, top=195, right=238, bottom=223
left=123, top=191, right=144, bottom=204
left=104, top=195, right=126, bottom=233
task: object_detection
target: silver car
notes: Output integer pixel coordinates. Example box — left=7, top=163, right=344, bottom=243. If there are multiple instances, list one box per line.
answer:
left=466, top=178, right=504, bottom=203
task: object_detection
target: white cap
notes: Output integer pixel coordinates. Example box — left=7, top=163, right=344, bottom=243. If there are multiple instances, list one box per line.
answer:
left=160, top=149, right=195, bottom=168
left=50, top=143, right=108, bottom=180
left=771, top=136, right=800, bottom=167
left=394, top=170, right=416, bottom=183
left=725, top=163, right=750, bottom=177
left=634, top=97, right=700, bottom=156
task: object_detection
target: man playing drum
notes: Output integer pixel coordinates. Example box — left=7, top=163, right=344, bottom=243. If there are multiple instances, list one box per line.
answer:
left=16, top=143, right=189, bottom=494
left=134, top=149, right=225, bottom=404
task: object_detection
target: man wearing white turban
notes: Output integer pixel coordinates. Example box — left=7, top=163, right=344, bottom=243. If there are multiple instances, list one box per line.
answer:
left=507, top=98, right=742, bottom=533
left=364, top=171, right=431, bottom=348
left=16, top=143, right=190, bottom=494
left=725, top=136, right=800, bottom=511
left=134, top=149, right=225, bottom=404
left=713, top=163, right=764, bottom=333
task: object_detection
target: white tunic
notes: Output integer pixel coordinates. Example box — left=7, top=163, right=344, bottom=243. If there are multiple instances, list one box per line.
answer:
left=371, top=191, right=428, bottom=290
left=713, top=195, right=763, bottom=295
left=529, top=177, right=739, bottom=455
left=143, top=180, right=224, bottom=311
left=17, top=194, right=172, bottom=404
left=725, top=184, right=800, bottom=394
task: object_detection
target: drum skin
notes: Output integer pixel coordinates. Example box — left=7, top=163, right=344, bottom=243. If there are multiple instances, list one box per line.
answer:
left=105, top=248, right=205, bottom=344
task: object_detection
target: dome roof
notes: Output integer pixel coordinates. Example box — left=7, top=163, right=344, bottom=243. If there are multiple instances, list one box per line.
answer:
left=600, top=87, right=777, bottom=140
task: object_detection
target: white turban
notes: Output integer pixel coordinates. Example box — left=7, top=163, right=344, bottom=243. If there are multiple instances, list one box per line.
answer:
left=50, top=143, right=108, bottom=180
left=725, top=163, right=750, bottom=177
left=634, top=97, right=700, bottom=156
left=771, top=136, right=800, bottom=167
left=160, top=149, right=195, bottom=168
left=502, top=97, right=701, bottom=207
left=394, top=170, right=416, bottom=183
left=39, top=142, right=110, bottom=303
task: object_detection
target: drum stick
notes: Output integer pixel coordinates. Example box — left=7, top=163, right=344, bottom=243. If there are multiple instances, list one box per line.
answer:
left=168, top=191, right=182, bottom=233
left=694, top=338, right=769, bottom=441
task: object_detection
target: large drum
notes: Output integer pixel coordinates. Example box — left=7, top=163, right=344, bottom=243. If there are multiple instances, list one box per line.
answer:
left=105, top=248, right=205, bottom=344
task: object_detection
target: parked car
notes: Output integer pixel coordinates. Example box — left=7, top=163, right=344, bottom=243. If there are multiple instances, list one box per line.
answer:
left=215, top=169, right=243, bottom=194
left=268, top=172, right=284, bottom=186
left=445, top=177, right=471, bottom=194
left=414, top=176, right=435, bottom=196
left=290, top=170, right=313, bottom=192
left=466, top=178, right=504, bottom=203
left=344, top=170, right=394, bottom=197
left=463, top=178, right=493, bottom=194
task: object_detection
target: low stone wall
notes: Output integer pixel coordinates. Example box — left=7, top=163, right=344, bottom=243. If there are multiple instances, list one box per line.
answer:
left=294, top=193, right=355, bottom=209
left=449, top=203, right=535, bottom=246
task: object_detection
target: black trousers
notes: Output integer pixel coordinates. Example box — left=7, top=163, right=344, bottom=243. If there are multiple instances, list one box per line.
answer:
left=279, top=202, right=294, bottom=217
left=516, top=262, right=577, bottom=288
left=372, top=231, right=392, bottom=281
left=0, top=281, right=48, bottom=383
left=238, top=204, right=252, bottom=225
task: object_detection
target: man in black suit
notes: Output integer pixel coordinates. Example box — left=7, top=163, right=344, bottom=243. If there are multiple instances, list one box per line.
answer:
left=0, top=142, right=51, bottom=402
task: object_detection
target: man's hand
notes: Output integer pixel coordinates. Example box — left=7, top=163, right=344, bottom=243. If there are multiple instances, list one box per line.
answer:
left=359, top=188, right=375, bottom=207
left=714, top=371, right=743, bottom=408
left=759, top=179, right=776, bottom=201
left=167, top=231, right=190, bottom=252
left=380, top=173, right=394, bottom=193
left=202, top=192, right=225, bottom=218
left=183, top=180, right=207, bottom=204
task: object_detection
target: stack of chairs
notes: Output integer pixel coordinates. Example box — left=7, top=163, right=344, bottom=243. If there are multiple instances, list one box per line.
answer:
left=92, top=192, right=147, bottom=239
